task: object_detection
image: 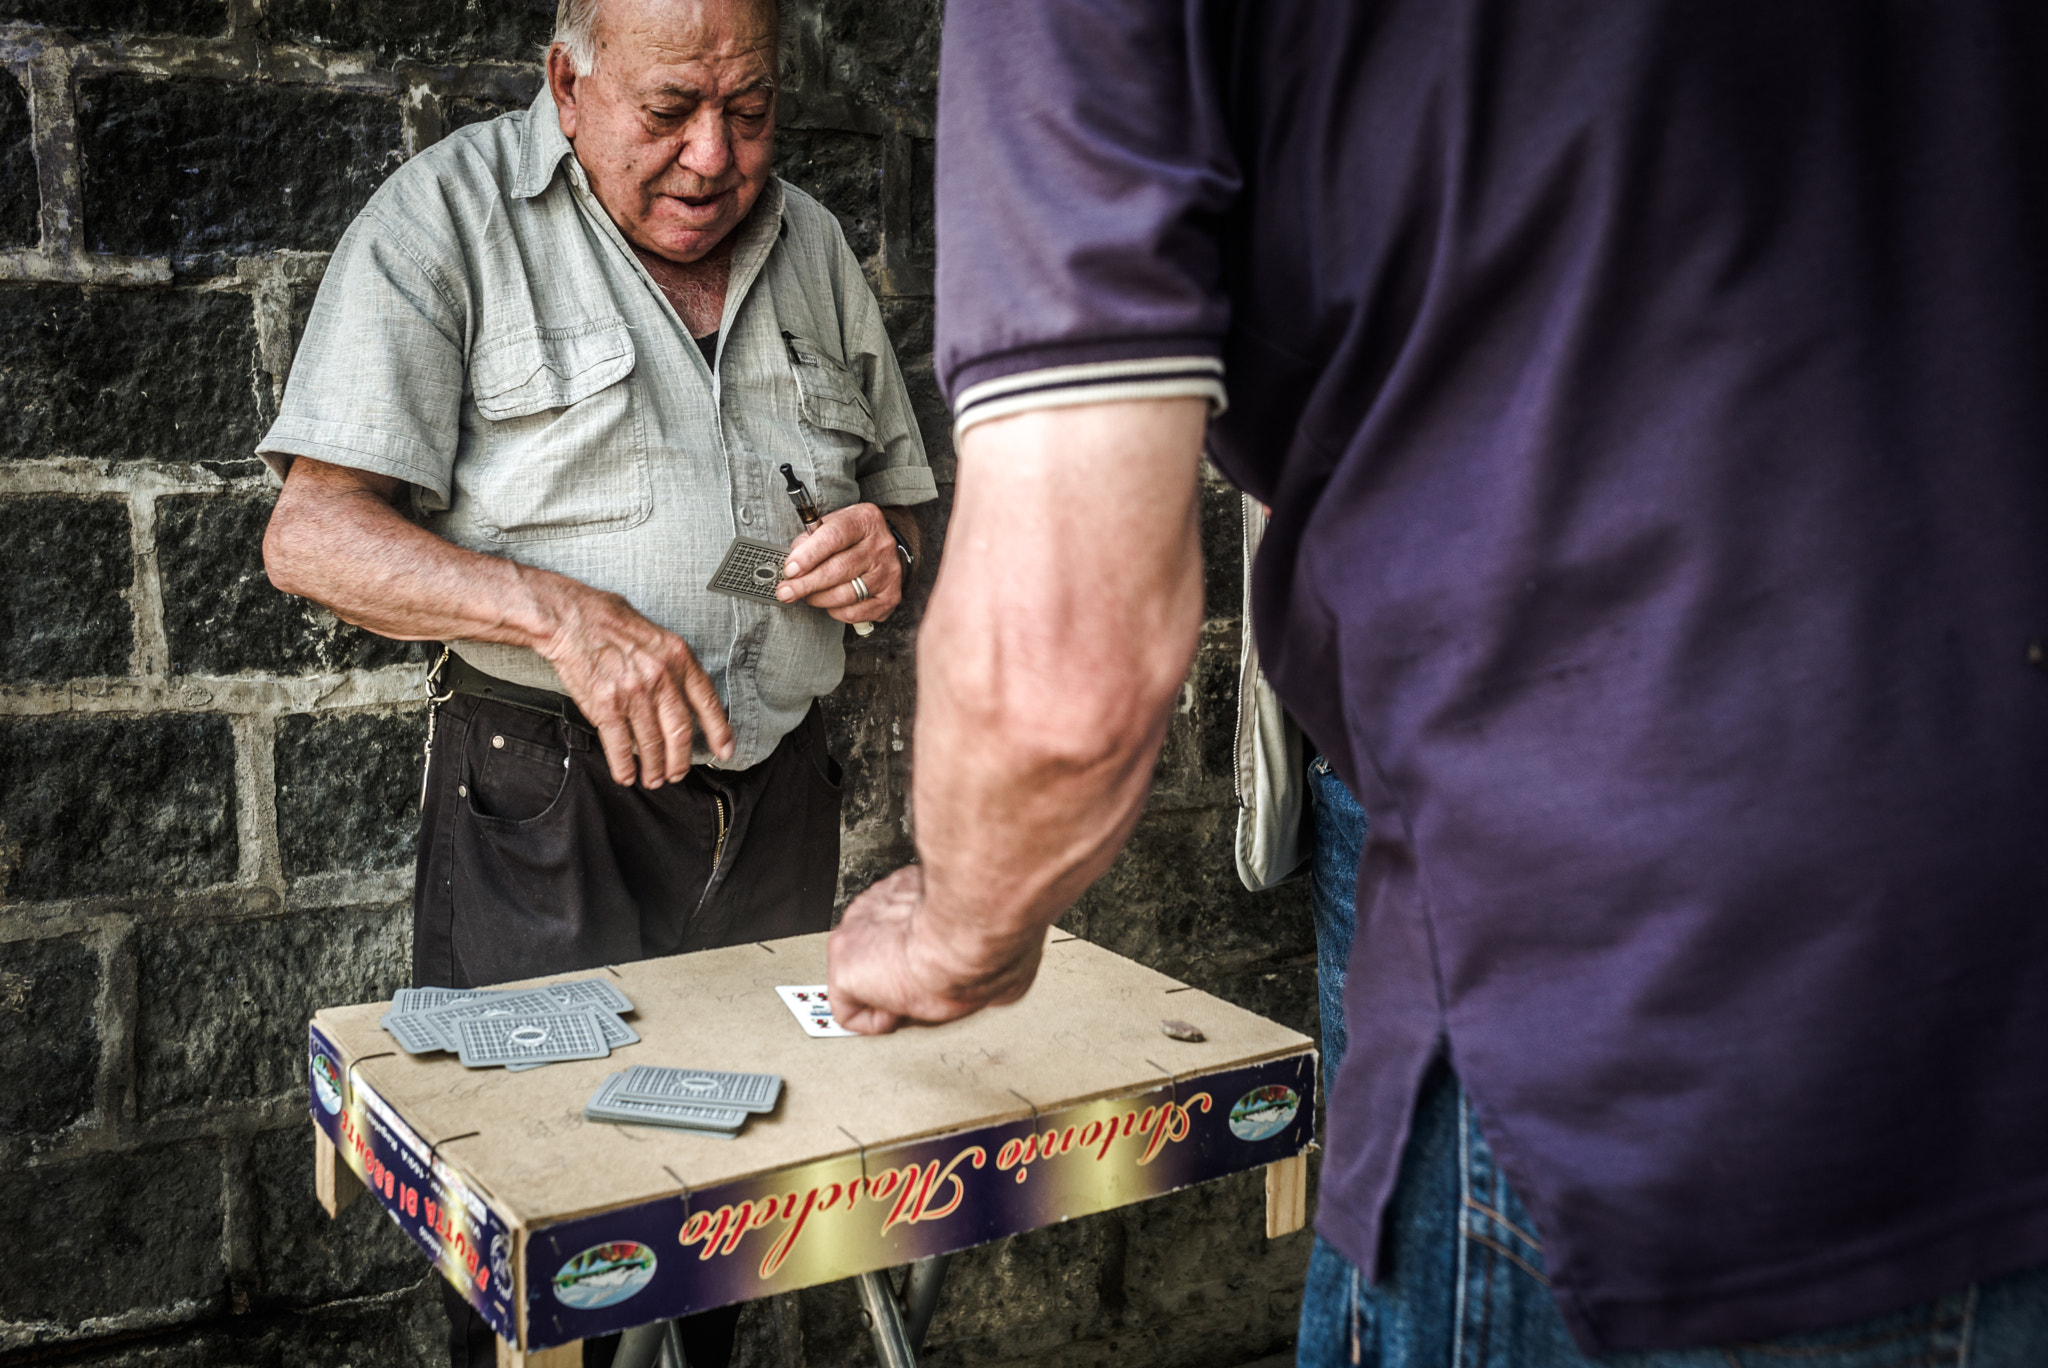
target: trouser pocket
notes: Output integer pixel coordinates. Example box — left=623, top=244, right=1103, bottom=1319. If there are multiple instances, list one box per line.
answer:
left=798, top=703, right=844, bottom=790
left=437, top=699, right=641, bottom=985
left=467, top=727, right=571, bottom=823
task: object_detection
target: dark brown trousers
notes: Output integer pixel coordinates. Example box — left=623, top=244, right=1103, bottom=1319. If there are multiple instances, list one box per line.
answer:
left=414, top=691, right=842, bottom=1367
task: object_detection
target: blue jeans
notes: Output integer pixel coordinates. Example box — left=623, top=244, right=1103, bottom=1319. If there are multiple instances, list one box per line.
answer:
left=1298, top=1067, right=2048, bottom=1366
left=1309, top=755, right=1367, bottom=1087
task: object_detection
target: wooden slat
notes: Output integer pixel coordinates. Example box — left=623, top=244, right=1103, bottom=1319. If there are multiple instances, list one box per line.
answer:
left=1265, top=1153, right=1307, bottom=1238
left=314, top=1123, right=363, bottom=1218
left=495, top=1337, right=580, bottom=1367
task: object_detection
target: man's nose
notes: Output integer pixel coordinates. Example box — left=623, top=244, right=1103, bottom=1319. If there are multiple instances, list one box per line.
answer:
left=675, top=109, right=735, bottom=182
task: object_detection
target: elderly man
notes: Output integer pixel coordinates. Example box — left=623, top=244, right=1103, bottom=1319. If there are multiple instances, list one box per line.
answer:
left=260, top=0, right=932, bottom=1361
left=832, top=1, right=2048, bottom=1366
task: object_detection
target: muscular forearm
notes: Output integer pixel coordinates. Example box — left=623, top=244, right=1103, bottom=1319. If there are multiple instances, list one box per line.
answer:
left=916, top=404, right=1204, bottom=964
left=827, top=400, right=1208, bottom=1028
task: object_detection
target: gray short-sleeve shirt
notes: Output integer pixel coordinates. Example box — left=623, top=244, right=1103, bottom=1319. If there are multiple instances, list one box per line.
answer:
left=258, top=86, right=936, bottom=770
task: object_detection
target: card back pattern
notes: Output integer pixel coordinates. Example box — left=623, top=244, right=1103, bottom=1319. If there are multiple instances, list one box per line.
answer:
left=707, top=537, right=793, bottom=603
left=457, top=1011, right=613, bottom=1068
left=587, top=1073, right=749, bottom=1132
left=541, top=979, right=635, bottom=1015
left=613, top=1065, right=781, bottom=1114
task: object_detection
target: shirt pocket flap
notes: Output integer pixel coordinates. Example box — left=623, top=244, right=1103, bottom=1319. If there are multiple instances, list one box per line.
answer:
left=784, top=331, right=878, bottom=443
left=470, top=322, right=636, bottom=420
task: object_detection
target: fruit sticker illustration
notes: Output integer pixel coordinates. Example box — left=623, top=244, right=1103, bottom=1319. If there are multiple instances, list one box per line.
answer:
left=312, top=1051, right=344, bottom=1115
left=554, top=1242, right=657, bottom=1309
left=1228, top=1084, right=1300, bottom=1142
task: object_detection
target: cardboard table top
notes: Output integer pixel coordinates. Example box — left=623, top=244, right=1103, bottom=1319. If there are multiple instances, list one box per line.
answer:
left=312, top=930, right=1311, bottom=1229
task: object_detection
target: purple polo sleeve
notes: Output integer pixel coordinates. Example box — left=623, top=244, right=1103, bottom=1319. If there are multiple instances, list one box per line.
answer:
left=934, top=0, right=1237, bottom=437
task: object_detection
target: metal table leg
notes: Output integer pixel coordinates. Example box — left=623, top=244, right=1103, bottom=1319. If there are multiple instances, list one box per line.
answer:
left=857, top=1253, right=951, bottom=1368
left=612, top=1320, right=668, bottom=1368
left=610, top=1318, right=689, bottom=1368
left=856, top=1270, right=917, bottom=1368
left=624, top=1255, right=952, bottom=1368
left=901, top=1253, right=951, bottom=1351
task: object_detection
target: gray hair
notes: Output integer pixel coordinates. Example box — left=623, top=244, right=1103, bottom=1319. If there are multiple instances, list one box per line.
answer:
left=553, top=0, right=787, bottom=76
left=554, top=0, right=602, bottom=75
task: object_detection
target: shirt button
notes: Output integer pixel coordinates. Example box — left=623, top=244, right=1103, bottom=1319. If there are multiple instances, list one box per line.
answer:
left=492, top=735, right=505, bottom=748
left=738, top=507, right=753, bottom=525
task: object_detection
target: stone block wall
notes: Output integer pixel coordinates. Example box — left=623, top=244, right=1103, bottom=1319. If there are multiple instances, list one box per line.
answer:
left=0, top=2, right=1318, bottom=1365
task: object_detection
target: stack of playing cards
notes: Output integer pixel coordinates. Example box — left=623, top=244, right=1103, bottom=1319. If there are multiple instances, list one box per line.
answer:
left=583, top=1065, right=783, bottom=1138
left=378, top=979, right=640, bottom=1071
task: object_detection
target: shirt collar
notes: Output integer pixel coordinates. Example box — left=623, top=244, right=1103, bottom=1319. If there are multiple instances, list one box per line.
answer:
left=512, top=82, right=576, bottom=201
left=511, top=82, right=788, bottom=255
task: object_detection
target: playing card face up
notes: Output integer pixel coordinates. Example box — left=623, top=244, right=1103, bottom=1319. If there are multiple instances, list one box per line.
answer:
left=775, top=985, right=855, bottom=1037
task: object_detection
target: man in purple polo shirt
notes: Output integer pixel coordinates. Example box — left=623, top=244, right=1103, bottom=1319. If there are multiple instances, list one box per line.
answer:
left=826, top=2, right=2048, bottom=1364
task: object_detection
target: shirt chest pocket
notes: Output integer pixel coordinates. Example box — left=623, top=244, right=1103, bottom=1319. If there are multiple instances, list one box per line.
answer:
left=784, top=331, right=878, bottom=481
left=462, top=321, right=651, bottom=543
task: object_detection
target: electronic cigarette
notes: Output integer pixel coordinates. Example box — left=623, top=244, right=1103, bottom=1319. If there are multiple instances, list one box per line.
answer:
left=780, top=464, right=823, bottom=529
left=778, top=464, right=874, bottom=636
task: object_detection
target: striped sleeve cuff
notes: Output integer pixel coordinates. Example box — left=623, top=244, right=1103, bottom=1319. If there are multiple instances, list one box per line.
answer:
left=953, top=356, right=1227, bottom=441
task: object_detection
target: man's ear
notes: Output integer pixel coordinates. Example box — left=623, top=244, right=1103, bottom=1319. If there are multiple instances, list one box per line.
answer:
left=547, top=44, right=581, bottom=139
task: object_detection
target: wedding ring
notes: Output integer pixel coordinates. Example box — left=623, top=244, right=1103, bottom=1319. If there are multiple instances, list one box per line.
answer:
left=851, top=574, right=871, bottom=602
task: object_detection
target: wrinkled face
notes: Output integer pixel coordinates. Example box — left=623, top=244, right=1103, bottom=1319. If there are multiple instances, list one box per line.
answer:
left=549, top=0, right=777, bottom=263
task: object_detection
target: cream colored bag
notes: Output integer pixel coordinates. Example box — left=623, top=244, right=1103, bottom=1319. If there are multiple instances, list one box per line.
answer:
left=1233, top=494, right=1309, bottom=891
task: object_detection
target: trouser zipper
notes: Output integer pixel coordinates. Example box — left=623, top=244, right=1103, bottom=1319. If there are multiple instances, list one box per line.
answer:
left=697, top=792, right=730, bottom=913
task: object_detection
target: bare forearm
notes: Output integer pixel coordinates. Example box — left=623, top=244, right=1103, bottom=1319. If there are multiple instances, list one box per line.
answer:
left=823, top=399, right=1210, bottom=1032
left=263, top=459, right=569, bottom=650
left=908, top=400, right=1207, bottom=987
left=263, top=456, right=734, bottom=783
left=827, top=401, right=1208, bottom=1029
